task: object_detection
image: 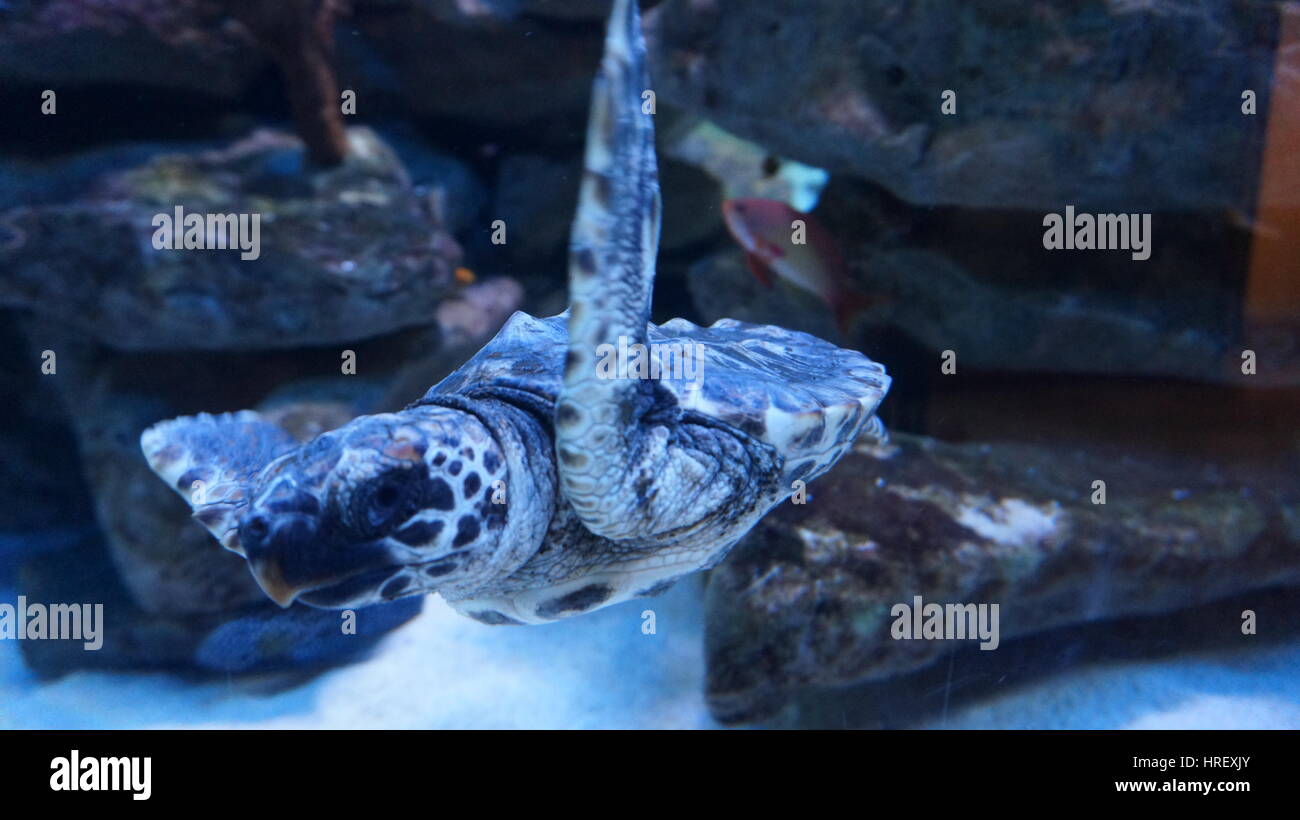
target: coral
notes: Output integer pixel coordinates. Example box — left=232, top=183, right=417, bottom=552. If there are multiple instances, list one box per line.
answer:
left=224, top=0, right=352, bottom=166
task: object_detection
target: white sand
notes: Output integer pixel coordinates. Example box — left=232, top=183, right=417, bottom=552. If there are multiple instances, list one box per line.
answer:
left=2, top=578, right=1297, bottom=729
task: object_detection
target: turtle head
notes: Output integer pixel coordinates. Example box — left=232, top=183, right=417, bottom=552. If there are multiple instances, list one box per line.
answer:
left=142, top=406, right=508, bottom=609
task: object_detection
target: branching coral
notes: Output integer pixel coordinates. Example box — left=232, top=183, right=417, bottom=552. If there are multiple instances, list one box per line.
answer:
left=224, top=0, right=352, bottom=167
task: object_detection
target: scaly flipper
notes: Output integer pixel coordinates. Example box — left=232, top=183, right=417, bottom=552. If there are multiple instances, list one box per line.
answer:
left=141, top=411, right=298, bottom=555
left=557, top=0, right=783, bottom=542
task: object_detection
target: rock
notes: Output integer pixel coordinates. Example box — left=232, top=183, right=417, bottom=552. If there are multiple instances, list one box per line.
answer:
left=0, top=1, right=601, bottom=153
left=433, top=278, right=527, bottom=349
left=492, top=154, right=579, bottom=267
left=0, top=0, right=612, bottom=150
left=376, top=122, right=491, bottom=235
left=0, top=143, right=209, bottom=213
left=0, top=0, right=259, bottom=97
left=687, top=249, right=841, bottom=343
left=0, top=127, right=465, bottom=352
left=0, top=313, right=96, bottom=549
left=378, top=278, right=529, bottom=407
left=646, top=0, right=1280, bottom=211
left=690, top=179, right=1270, bottom=383
left=362, top=0, right=653, bottom=25
left=780, top=584, right=1300, bottom=728
left=705, top=432, right=1300, bottom=723
left=490, top=149, right=721, bottom=274
left=342, top=3, right=605, bottom=144
left=522, top=0, right=613, bottom=22
left=858, top=247, right=1233, bottom=380
left=658, top=158, right=725, bottom=252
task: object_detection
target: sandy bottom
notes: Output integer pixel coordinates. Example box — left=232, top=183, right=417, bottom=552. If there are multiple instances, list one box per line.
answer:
left=2, top=578, right=1298, bottom=730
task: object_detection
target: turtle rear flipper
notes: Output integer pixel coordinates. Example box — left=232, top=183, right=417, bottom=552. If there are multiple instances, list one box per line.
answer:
left=140, top=411, right=297, bottom=556
left=556, top=0, right=671, bottom=539
left=557, top=0, right=789, bottom=543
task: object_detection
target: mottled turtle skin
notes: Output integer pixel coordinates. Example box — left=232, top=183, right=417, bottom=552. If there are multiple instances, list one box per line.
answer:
left=140, top=0, right=890, bottom=625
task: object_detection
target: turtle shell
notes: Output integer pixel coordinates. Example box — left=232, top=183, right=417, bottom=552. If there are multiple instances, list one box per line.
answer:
left=428, top=311, right=890, bottom=485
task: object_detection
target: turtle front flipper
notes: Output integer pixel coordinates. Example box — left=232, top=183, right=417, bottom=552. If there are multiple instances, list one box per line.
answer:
left=556, top=0, right=783, bottom=544
left=557, top=0, right=661, bottom=538
left=560, top=0, right=660, bottom=428
left=141, top=411, right=297, bottom=555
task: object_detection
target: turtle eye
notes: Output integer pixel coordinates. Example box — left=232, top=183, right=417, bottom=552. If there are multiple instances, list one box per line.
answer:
left=359, top=472, right=413, bottom=533
left=374, top=480, right=402, bottom=511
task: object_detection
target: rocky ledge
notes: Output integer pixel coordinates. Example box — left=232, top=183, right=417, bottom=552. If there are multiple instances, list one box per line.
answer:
left=706, top=432, right=1300, bottom=723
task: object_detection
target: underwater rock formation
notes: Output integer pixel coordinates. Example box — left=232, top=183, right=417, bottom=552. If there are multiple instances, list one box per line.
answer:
left=690, top=175, right=1271, bottom=384
left=0, top=127, right=464, bottom=351
left=339, top=1, right=605, bottom=143
left=689, top=243, right=1239, bottom=382
left=646, top=0, right=1278, bottom=211
left=705, top=432, right=1300, bottom=723
left=0, top=0, right=257, bottom=96
left=491, top=150, right=722, bottom=269
left=0, top=317, right=95, bottom=538
left=687, top=249, right=842, bottom=343
left=492, top=154, right=581, bottom=267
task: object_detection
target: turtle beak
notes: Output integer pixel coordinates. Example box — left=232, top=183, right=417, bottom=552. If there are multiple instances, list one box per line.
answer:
left=220, top=529, right=246, bottom=557
left=249, top=560, right=302, bottom=608
left=237, top=508, right=319, bottom=606
left=236, top=504, right=403, bottom=609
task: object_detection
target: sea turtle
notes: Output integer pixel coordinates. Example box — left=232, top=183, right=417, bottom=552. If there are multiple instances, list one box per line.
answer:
left=140, top=0, right=890, bottom=625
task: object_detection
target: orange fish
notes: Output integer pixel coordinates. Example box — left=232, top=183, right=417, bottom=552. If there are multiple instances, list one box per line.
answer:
left=721, top=198, right=876, bottom=335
